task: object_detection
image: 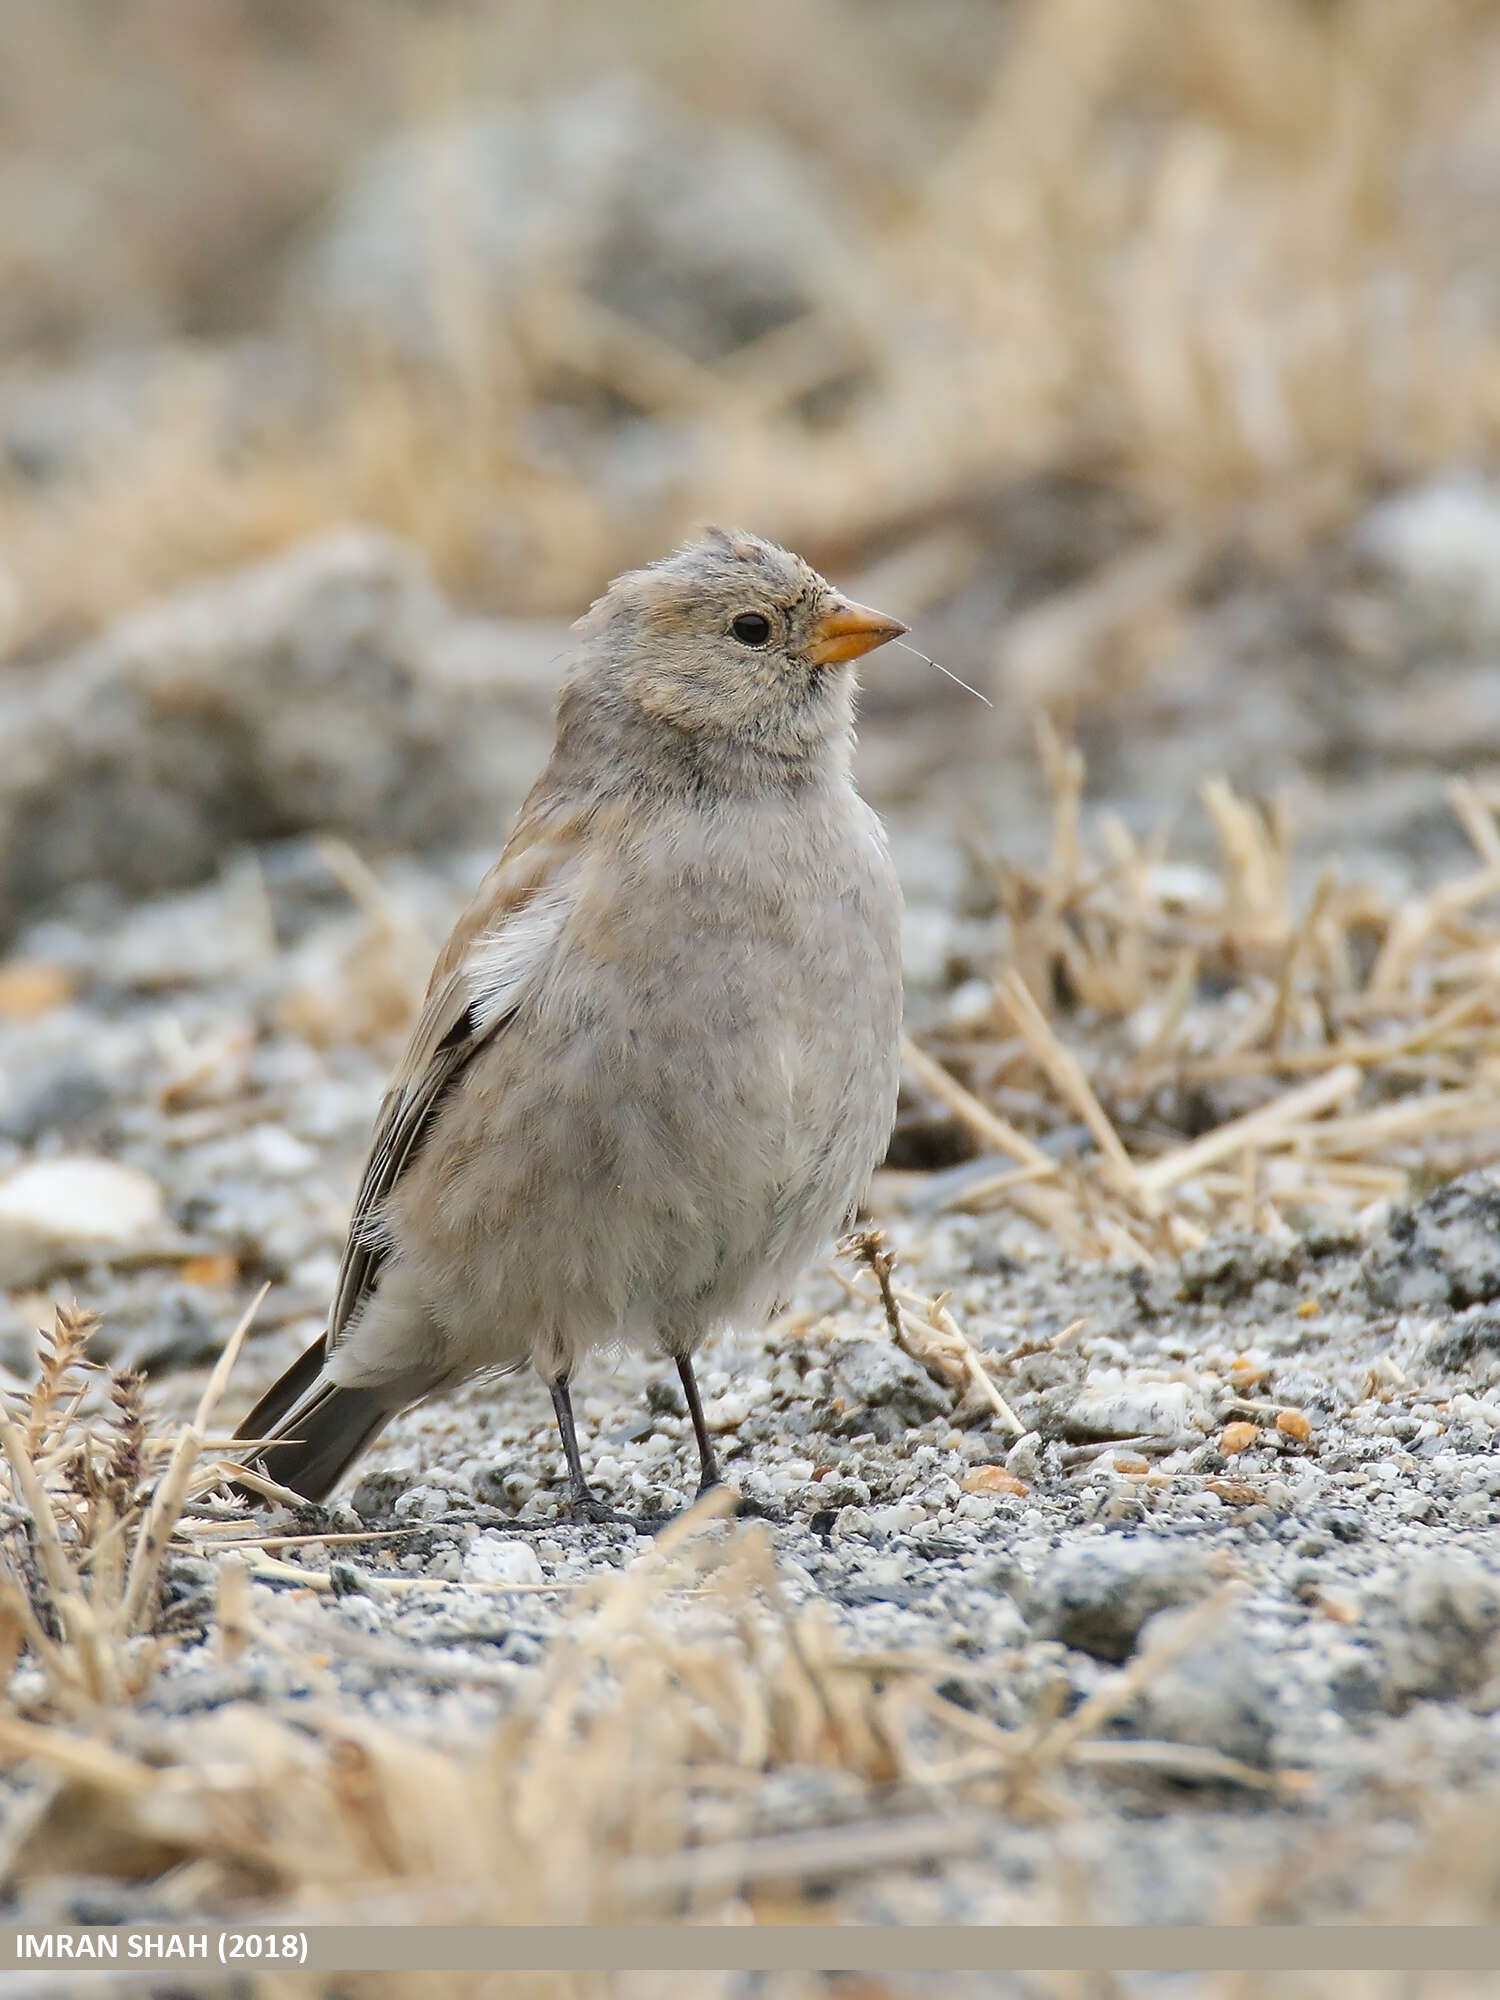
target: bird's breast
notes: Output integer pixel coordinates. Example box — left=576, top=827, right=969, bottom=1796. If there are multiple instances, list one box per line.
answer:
left=539, top=788, right=902, bottom=1129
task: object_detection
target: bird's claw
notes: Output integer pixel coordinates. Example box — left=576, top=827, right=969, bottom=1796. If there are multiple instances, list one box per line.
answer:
left=567, top=1489, right=639, bottom=1528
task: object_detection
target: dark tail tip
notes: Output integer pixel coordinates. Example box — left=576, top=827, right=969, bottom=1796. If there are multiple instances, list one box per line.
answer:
left=232, top=1382, right=395, bottom=1505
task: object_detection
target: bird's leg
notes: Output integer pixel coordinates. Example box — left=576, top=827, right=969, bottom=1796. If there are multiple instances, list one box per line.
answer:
left=675, top=1354, right=721, bottom=1498
left=548, top=1376, right=629, bottom=1525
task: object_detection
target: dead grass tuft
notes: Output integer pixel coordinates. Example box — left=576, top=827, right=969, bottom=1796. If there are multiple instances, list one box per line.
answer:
left=0, top=1295, right=259, bottom=1711
left=0, top=1344, right=1274, bottom=1931
left=838, top=1227, right=1029, bottom=1433
left=903, top=725, right=1500, bottom=1257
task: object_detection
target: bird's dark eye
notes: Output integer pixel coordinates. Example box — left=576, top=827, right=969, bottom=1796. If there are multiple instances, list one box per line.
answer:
left=730, top=611, right=772, bottom=647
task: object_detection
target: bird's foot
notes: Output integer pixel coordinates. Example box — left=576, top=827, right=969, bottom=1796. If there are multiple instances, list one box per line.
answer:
left=566, top=1487, right=639, bottom=1528
left=725, top=1491, right=785, bottom=1524
left=668, top=1481, right=783, bottom=1525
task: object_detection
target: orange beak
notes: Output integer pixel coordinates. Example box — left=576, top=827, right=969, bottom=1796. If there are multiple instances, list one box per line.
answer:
left=807, top=598, right=908, bottom=666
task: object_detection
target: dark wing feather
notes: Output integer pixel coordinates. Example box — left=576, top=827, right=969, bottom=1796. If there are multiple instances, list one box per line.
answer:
left=322, top=821, right=589, bottom=1357
left=226, top=784, right=606, bottom=1499
left=323, top=1012, right=480, bottom=1352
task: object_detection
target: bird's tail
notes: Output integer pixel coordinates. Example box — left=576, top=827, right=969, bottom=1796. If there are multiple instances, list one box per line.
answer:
left=230, top=1335, right=398, bottom=1504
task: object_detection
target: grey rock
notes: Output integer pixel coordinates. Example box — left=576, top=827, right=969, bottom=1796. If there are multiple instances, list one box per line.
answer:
left=0, top=531, right=560, bottom=938
left=293, top=76, right=863, bottom=374
left=1361, top=1558, right=1500, bottom=1714
left=473, top=1466, right=536, bottom=1512
left=1362, top=1173, right=1500, bottom=1311
left=151, top=1662, right=282, bottom=1714
left=1020, top=1538, right=1213, bottom=1663
left=1268, top=1368, right=1340, bottom=1420
left=829, top=1336, right=953, bottom=1429
left=1123, top=1604, right=1275, bottom=1767
left=0, top=351, right=165, bottom=486
left=1175, top=1230, right=1305, bottom=1306
left=837, top=1578, right=924, bottom=1608
left=0, top=341, right=326, bottom=495
left=1054, top=1374, right=1209, bottom=1447
left=126, top=1290, right=224, bottom=1375
left=0, top=1065, right=113, bottom=1144
left=1425, top=1310, right=1500, bottom=1374
left=1305, top=1506, right=1365, bottom=1545
left=1004, top=1431, right=1044, bottom=1483
left=746, top=1767, right=871, bottom=1839
left=350, top=1467, right=416, bottom=1522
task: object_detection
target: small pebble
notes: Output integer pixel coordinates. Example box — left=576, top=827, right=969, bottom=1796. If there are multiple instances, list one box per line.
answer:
left=465, top=1535, right=544, bottom=1587
left=962, top=1465, right=1028, bottom=1496
left=1219, top=1421, right=1259, bottom=1456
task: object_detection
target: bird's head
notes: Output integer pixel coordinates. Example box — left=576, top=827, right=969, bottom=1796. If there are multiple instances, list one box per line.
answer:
left=565, top=527, right=906, bottom=777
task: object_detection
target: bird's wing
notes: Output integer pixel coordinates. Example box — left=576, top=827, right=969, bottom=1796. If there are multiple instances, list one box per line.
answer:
left=325, top=800, right=589, bottom=1355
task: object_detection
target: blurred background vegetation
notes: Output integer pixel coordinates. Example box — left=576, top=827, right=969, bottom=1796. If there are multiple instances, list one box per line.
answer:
left=10, top=15, right=1500, bottom=1938
left=4, top=0, right=1500, bottom=659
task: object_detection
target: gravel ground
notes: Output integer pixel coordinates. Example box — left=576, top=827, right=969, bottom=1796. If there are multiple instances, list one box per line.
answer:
left=4, top=826, right=1500, bottom=1931
left=11, top=21, right=1500, bottom=1970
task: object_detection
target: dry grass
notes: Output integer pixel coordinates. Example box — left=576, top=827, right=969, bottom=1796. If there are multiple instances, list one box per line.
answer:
left=0, top=1304, right=1290, bottom=1941
left=3, top=2, right=1500, bottom=654
left=0, top=1297, right=259, bottom=1713
left=838, top=1226, right=1031, bottom=1435
left=7, top=3, right=1500, bottom=1967
left=4, top=1291, right=1498, bottom=1959
left=3, top=1301, right=1494, bottom=1950
left=900, top=722, right=1500, bottom=1260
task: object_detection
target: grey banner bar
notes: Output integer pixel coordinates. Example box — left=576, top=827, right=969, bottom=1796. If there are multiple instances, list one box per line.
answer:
left=1, top=1927, right=1499, bottom=1974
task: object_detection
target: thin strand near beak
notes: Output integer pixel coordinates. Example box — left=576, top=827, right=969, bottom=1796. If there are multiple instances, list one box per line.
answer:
left=891, top=637, right=993, bottom=707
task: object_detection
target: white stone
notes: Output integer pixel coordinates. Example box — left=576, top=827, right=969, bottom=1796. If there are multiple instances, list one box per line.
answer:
left=1359, top=473, right=1500, bottom=632
left=245, top=1123, right=319, bottom=1177
left=1142, top=862, right=1220, bottom=911
left=464, top=1533, right=544, bottom=1586
left=1450, top=1393, right=1500, bottom=1430
left=863, top=1557, right=909, bottom=1587
left=291, top=1251, right=341, bottom=1294
left=945, top=978, right=995, bottom=1028
left=0, top=1155, right=164, bottom=1281
left=1065, top=1373, right=1210, bottom=1447
left=702, top=1393, right=750, bottom=1433
left=1005, top=1431, right=1044, bottom=1482
left=901, top=905, right=955, bottom=991
left=864, top=1502, right=926, bottom=1535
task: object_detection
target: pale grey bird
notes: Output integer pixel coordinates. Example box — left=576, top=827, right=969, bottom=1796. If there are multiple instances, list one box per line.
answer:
left=233, top=527, right=906, bottom=1515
